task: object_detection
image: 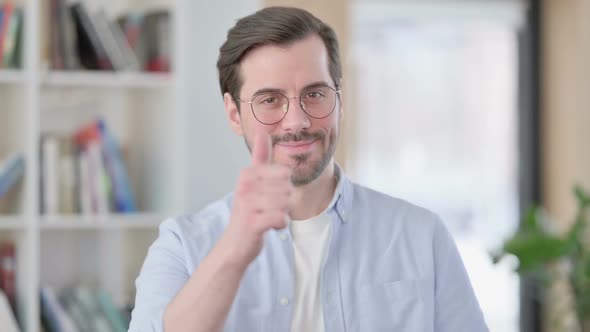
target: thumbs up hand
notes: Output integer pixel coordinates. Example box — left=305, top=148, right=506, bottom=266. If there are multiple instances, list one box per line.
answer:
left=220, top=133, right=293, bottom=266
left=251, top=131, right=273, bottom=166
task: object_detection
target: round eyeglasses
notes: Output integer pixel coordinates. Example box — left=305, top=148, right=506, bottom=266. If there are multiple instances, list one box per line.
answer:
left=235, top=85, right=340, bottom=125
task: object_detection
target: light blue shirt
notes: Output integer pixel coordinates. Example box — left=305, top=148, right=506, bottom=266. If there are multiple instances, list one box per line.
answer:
left=130, top=168, right=488, bottom=331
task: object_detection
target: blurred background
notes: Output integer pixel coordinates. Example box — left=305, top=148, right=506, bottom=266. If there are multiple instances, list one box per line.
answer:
left=0, top=0, right=587, bottom=331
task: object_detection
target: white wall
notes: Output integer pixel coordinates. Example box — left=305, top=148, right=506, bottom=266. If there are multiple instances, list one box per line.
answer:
left=177, top=0, right=261, bottom=211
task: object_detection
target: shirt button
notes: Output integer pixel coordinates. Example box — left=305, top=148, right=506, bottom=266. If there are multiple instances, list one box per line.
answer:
left=280, top=297, right=289, bottom=306
left=279, top=233, right=288, bottom=241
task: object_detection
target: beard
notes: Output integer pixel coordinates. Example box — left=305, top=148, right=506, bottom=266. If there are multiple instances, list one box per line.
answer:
left=244, top=128, right=338, bottom=186
left=271, top=129, right=338, bottom=186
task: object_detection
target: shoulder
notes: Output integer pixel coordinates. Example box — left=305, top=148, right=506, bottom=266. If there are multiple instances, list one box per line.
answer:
left=349, top=181, right=443, bottom=234
left=157, top=194, right=233, bottom=251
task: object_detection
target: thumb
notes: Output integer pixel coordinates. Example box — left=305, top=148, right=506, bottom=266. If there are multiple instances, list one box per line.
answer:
left=251, top=133, right=272, bottom=165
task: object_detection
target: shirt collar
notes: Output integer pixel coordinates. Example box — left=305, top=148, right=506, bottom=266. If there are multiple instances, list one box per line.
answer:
left=327, top=163, right=353, bottom=224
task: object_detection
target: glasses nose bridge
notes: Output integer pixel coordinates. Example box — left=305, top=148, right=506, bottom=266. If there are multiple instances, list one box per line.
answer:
left=280, top=94, right=310, bottom=129
left=284, top=94, right=304, bottom=113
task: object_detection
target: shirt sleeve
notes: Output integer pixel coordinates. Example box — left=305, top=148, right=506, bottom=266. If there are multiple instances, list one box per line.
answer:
left=128, top=219, right=191, bottom=332
left=432, top=217, right=489, bottom=332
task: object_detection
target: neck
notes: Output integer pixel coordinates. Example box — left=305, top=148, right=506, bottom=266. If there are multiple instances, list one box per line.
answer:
left=289, top=160, right=337, bottom=220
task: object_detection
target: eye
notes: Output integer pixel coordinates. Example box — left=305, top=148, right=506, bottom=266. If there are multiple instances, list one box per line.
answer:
left=254, top=93, right=283, bottom=106
left=261, top=97, right=278, bottom=104
left=306, top=91, right=325, bottom=99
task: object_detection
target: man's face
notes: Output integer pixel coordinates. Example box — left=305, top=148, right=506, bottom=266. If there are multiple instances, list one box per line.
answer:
left=224, top=35, right=341, bottom=186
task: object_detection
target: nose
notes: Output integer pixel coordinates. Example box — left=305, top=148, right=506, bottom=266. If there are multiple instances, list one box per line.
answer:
left=281, top=97, right=311, bottom=132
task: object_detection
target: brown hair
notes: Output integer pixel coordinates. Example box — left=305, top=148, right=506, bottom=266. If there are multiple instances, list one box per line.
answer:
left=217, top=6, right=342, bottom=101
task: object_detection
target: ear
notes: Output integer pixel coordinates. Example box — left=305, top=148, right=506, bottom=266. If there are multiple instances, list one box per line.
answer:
left=224, top=92, right=244, bottom=136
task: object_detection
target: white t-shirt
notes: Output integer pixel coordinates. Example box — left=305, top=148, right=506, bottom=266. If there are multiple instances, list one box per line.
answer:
left=289, top=213, right=331, bottom=332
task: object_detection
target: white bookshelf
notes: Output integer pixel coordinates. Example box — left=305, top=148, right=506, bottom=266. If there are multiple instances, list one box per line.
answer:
left=0, top=217, right=27, bottom=230
left=0, top=0, right=186, bottom=331
left=0, top=69, right=25, bottom=84
left=42, top=71, right=173, bottom=88
left=39, top=213, right=164, bottom=230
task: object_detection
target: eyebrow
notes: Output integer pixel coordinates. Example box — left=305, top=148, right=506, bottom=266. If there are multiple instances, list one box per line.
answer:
left=251, top=81, right=334, bottom=97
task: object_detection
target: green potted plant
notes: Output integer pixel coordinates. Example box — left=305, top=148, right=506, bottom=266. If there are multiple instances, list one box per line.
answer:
left=494, top=186, right=590, bottom=331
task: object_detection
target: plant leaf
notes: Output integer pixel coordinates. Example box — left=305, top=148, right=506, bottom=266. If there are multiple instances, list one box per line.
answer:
left=503, top=234, right=575, bottom=272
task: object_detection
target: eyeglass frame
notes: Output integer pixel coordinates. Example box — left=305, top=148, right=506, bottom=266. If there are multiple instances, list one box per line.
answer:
left=234, top=85, right=341, bottom=125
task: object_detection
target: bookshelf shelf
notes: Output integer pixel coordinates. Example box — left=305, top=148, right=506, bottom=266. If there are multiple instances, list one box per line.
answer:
left=0, top=216, right=26, bottom=230
left=42, top=71, right=173, bottom=89
left=39, top=213, right=164, bottom=230
left=0, top=70, right=24, bottom=84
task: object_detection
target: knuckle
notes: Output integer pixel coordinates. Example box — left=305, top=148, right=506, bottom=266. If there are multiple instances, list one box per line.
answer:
left=237, top=176, right=258, bottom=194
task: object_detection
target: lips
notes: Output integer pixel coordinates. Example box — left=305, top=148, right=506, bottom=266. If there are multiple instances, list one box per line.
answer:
left=276, top=139, right=317, bottom=147
left=274, top=139, right=318, bottom=154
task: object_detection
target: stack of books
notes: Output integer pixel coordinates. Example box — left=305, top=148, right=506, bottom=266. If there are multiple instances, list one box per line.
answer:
left=47, top=0, right=171, bottom=72
left=40, top=119, right=136, bottom=215
left=41, top=286, right=129, bottom=332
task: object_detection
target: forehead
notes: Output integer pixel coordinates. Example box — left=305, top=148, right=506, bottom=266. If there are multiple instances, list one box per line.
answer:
left=238, top=34, right=333, bottom=97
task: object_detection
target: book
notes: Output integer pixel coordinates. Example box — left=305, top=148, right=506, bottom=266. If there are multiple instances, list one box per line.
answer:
left=62, top=287, right=111, bottom=332
left=40, top=287, right=78, bottom=332
left=0, top=11, right=3, bottom=58
left=76, top=149, right=92, bottom=215
left=0, top=243, right=16, bottom=314
left=70, top=2, right=112, bottom=70
left=48, top=0, right=79, bottom=70
left=0, top=289, right=18, bottom=332
left=143, top=10, right=171, bottom=72
left=0, top=1, right=15, bottom=66
left=91, top=9, right=127, bottom=71
left=41, top=135, right=96, bottom=215
left=1, top=7, right=22, bottom=68
left=96, top=119, right=136, bottom=212
left=41, top=136, right=60, bottom=214
left=96, top=289, right=128, bottom=332
left=49, top=0, right=65, bottom=69
left=58, top=136, right=76, bottom=214
left=60, top=288, right=92, bottom=332
left=117, top=14, right=147, bottom=70
left=0, top=154, right=25, bottom=200
left=73, top=122, right=111, bottom=214
left=86, top=141, right=110, bottom=214
left=108, top=18, right=140, bottom=71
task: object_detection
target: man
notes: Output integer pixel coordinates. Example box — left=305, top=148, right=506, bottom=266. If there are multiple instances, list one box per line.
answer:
left=129, top=6, right=488, bottom=332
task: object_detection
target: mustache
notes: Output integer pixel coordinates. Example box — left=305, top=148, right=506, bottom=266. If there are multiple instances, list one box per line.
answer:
left=272, top=131, right=325, bottom=145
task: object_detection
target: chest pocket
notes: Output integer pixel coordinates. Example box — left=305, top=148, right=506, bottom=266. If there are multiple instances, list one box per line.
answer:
left=359, top=279, right=429, bottom=331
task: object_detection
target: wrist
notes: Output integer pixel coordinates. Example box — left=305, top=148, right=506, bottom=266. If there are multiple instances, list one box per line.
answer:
left=215, top=234, right=252, bottom=272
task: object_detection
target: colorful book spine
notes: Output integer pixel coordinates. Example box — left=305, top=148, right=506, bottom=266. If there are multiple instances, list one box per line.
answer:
left=2, top=7, right=22, bottom=68
left=0, top=154, right=24, bottom=200
left=0, top=1, right=15, bottom=66
left=41, top=287, right=79, bottom=332
left=0, top=243, right=16, bottom=313
left=97, top=119, right=136, bottom=212
left=96, top=289, right=128, bottom=332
